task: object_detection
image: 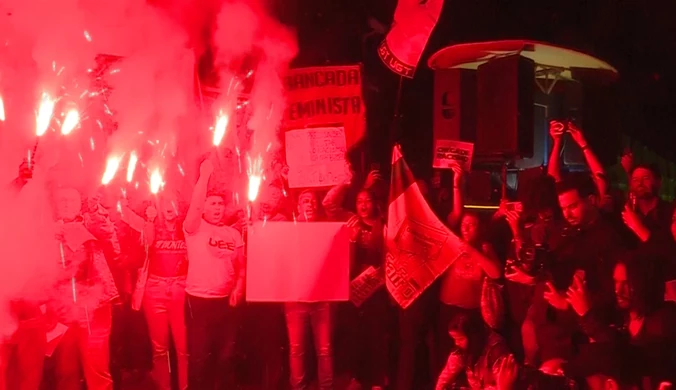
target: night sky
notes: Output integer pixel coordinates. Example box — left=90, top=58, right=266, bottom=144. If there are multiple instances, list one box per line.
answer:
left=270, top=0, right=676, bottom=172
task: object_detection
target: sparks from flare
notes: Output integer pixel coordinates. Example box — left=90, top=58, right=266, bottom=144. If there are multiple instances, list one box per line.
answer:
left=150, top=169, right=164, bottom=194
left=101, top=156, right=121, bottom=185
left=36, top=92, right=55, bottom=136
left=60, top=109, right=80, bottom=135
left=247, top=154, right=264, bottom=202
left=126, top=152, right=138, bottom=182
left=213, top=111, right=229, bottom=146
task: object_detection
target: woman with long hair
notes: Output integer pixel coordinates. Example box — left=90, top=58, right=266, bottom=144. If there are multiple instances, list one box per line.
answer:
left=121, top=195, right=188, bottom=390
left=436, top=311, right=513, bottom=390
left=345, top=188, right=390, bottom=390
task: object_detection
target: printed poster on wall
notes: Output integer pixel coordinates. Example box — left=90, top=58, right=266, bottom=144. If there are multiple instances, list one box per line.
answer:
left=283, top=65, right=365, bottom=149
left=432, top=140, right=474, bottom=172
left=246, top=222, right=350, bottom=302
left=284, top=126, right=350, bottom=188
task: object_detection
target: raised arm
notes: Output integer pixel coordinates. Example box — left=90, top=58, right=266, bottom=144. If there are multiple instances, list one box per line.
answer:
left=322, top=182, right=350, bottom=220
left=184, top=158, right=214, bottom=235
left=119, top=201, right=157, bottom=246
left=229, top=233, right=246, bottom=307
left=547, top=120, right=565, bottom=182
left=567, top=122, right=609, bottom=202
left=446, top=163, right=464, bottom=229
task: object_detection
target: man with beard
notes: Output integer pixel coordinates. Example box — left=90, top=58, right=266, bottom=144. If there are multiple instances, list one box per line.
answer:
left=622, top=164, right=673, bottom=243
left=567, top=254, right=676, bottom=387
left=526, top=175, right=622, bottom=368
left=620, top=164, right=676, bottom=300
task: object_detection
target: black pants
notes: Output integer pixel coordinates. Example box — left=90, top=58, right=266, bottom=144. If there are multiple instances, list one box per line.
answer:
left=185, top=294, right=239, bottom=390
left=347, top=290, right=393, bottom=387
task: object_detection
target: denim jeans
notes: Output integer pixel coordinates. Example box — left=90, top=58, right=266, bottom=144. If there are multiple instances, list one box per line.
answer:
left=185, top=294, right=239, bottom=390
left=54, top=304, right=113, bottom=390
left=284, top=302, right=333, bottom=390
left=143, top=275, right=187, bottom=390
left=0, top=316, right=46, bottom=390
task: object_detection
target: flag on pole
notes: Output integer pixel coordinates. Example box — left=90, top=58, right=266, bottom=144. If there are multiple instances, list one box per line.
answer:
left=378, top=0, right=445, bottom=79
left=385, top=144, right=480, bottom=309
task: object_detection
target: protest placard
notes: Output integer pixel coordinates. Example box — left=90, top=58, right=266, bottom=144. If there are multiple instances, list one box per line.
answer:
left=246, top=222, right=350, bottom=302
left=283, top=65, right=365, bottom=148
left=284, top=126, right=350, bottom=188
left=350, top=266, right=385, bottom=307
left=432, top=139, right=474, bottom=172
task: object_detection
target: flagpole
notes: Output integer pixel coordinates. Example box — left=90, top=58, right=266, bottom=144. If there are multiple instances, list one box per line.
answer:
left=388, top=75, right=405, bottom=150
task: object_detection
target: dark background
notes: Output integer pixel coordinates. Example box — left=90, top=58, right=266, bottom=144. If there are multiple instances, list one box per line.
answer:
left=263, top=0, right=676, bottom=176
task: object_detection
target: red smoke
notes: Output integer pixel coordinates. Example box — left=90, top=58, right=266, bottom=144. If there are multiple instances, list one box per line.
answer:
left=0, top=0, right=297, bottom=335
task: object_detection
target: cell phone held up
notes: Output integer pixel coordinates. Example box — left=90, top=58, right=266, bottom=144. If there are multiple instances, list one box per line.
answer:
left=505, top=202, right=523, bottom=213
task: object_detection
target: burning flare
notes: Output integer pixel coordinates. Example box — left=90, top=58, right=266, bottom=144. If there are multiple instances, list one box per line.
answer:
left=247, top=154, right=263, bottom=202
left=60, top=109, right=80, bottom=135
left=36, top=92, right=55, bottom=136
left=213, top=112, right=229, bottom=146
left=0, top=95, right=5, bottom=122
left=101, top=156, right=121, bottom=185
left=150, top=169, right=164, bottom=194
left=126, top=152, right=138, bottom=183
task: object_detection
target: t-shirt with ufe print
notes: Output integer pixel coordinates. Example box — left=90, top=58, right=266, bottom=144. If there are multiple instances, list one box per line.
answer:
left=184, top=220, right=244, bottom=298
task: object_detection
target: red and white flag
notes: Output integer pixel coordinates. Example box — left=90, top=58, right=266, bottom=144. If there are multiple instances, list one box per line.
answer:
left=378, top=0, right=444, bottom=78
left=385, top=145, right=480, bottom=309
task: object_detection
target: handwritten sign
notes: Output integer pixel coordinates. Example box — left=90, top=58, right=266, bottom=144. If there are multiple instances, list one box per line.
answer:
left=283, top=65, right=365, bottom=148
left=433, top=140, right=474, bottom=172
left=246, top=222, right=350, bottom=302
left=285, top=127, right=350, bottom=188
left=350, top=266, right=385, bottom=307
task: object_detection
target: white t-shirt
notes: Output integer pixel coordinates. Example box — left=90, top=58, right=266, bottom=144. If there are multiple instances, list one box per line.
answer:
left=185, top=219, right=244, bottom=298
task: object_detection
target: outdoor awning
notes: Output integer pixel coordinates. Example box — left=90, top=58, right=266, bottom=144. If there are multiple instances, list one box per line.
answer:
left=428, top=40, right=618, bottom=85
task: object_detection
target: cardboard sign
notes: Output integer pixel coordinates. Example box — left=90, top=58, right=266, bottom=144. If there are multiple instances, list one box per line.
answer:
left=246, top=222, right=350, bottom=302
left=285, top=126, right=350, bottom=188
left=433, top=140, right=474, bottom=171
left=350, top=266, right=385, bottom=307
left=283, top=65, right=365, bottom=148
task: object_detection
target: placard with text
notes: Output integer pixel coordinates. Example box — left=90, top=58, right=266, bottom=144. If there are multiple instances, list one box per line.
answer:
left=283, top=65, right=365, bottom=149
left=432, top=140, right=474, bottom=171
left=285, top=126, right=350, bottom=188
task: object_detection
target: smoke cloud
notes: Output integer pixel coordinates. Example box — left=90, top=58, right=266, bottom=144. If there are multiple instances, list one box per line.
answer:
left=0, top=0, right=297, bottom=335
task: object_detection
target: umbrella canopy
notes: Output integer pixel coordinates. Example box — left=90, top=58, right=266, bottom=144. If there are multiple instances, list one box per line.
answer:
left=428, top=40, right=618, bottom=84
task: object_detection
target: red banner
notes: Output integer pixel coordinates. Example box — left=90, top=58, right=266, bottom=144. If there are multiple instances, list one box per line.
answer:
left=282, top=65, right=365, bottom=149
left=378, top=0, right=444, bottom=78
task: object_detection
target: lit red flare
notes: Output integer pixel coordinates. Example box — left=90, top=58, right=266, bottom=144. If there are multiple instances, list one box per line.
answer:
left=150, top=169, right=164, bottom=194
left=247, top=154, right=264, bottom=202
left=0, top=95, right=5, bottom=122
left=36, top=92, right=55, bottom=136
left=60, top=109, right=80, bottom=135
left=126, top=152, right=138, bottom=183
left=101, top=156, right=121, bottom=185
left=213, top=111, right=229, bottom=146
